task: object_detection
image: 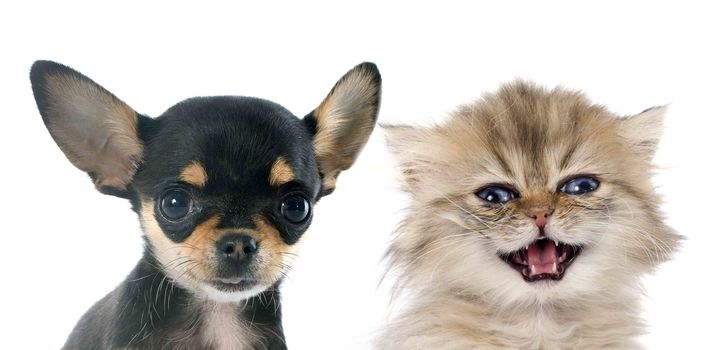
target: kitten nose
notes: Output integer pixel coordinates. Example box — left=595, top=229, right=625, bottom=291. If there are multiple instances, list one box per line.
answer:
left=528, top=210, right=552, bottom=229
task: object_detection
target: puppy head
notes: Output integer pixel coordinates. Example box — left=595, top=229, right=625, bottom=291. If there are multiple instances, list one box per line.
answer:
left=30, top=60, right=380, bottom=302
left=385, top=81, right=681, bottom=307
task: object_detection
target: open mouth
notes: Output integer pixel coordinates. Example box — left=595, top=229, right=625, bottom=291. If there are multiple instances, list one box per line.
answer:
left=211, top=277, right=259, bottom=292
left=498, top=238, right=582, bottom=282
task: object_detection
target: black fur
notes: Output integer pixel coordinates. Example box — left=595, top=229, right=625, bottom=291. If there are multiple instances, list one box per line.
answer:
left=63, top=251, right=285, bottom=350
left=30, top=60, right=380, bottom=350
left=131, top=96, right=321, bottom=246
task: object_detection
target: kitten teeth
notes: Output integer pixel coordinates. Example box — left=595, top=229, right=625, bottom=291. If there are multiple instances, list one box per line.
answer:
left=555, top=241, right=559, bottom=247
left=530, top=265, right=537, bottom=275
left=552, top=262, right=558, bottom=273
left=559, top=251, right=567, bottom=263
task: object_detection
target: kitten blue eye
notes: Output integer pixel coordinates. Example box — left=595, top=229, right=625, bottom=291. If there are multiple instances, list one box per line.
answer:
left=560, top=176, right=599, bottom=195
left=476, top=186, right=516, bottom=204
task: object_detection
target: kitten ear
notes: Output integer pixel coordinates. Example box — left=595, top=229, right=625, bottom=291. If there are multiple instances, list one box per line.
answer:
left=383, top=124, right=433, bottom=191
left=30, top=60, right=143, bottom=198
left=303, top=62, right=381, bottom=196
left=618, top=105, right=667, bottom=161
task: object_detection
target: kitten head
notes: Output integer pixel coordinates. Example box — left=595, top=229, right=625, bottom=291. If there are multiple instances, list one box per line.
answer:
left=385, top=81, right=681, bottom=307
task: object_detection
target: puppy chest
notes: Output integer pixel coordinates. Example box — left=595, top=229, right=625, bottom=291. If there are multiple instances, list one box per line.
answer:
left=201, top=304, right=258, bottom=350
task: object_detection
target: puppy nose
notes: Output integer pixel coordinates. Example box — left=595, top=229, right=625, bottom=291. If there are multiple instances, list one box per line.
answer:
left=218, top=234, right=257, bottom=261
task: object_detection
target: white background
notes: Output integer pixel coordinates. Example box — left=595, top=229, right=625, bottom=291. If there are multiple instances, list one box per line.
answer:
left=1, top=1, right=722, bottom=349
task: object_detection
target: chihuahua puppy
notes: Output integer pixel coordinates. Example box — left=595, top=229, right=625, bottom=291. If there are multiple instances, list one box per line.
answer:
left=30, top=60, right=380, bottom=350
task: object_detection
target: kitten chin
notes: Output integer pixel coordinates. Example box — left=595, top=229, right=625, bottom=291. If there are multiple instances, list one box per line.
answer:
left=378, top=81, right=682, bottom=349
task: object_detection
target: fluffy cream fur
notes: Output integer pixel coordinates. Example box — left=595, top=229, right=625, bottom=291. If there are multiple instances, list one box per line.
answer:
left=379, top=81, right=681, bottom=349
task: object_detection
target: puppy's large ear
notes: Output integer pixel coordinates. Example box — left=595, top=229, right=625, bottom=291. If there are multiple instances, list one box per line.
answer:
left=303, top=62, right=381, bottom=196
left=30, top=60, right=143, bottom=198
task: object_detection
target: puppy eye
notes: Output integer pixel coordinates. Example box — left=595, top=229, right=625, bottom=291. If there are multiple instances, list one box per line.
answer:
left=560, top=176, right=599, bottom=195
left=280, top=195, right=310, bottom=223
left=159, top=188, right=193, bottom=221
left=476, top=186, right=516, bottom=204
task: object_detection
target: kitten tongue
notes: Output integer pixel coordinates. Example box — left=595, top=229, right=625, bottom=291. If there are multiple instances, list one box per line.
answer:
left=526, top=240, right=558, bottom=275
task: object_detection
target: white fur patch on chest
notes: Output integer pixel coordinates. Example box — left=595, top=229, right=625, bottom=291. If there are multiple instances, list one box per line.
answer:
left=201, top=302, right=258, bottom=350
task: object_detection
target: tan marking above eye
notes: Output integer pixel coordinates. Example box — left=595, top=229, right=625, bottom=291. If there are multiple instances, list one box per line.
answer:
left=269, top=156, right=295, bottom=186
left=180, top=161, right=208, bottom=187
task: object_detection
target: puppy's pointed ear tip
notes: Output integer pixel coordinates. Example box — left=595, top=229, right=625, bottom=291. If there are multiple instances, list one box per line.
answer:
left=30, top=60, right=68, bottom=81
left=30, top=60, right=67, bottom=119
left=351, top=61, right=381, bottom=82
left=30, top=61, right=83, bottom=98
left=31, top=59, right=60, bottom=70
left=354, top=61, right=379, bottom=72
left=30, top=61, right=50, bottom=85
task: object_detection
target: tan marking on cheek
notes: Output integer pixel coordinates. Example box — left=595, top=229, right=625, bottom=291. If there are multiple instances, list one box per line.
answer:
left=140, top=200, right=217, bottom=283
left=251, top=216, right=302, bottom=281
left=269, top=156, right=295, bottom=186
left=180, top=161, right=208, bottom=187
left=181, top=215, right=221, bottom=280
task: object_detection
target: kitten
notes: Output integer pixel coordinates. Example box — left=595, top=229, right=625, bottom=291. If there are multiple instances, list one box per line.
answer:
left=379, top=81, right=681, bottom=349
